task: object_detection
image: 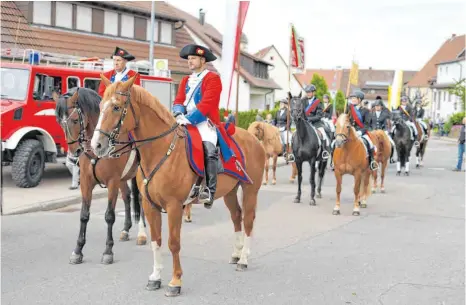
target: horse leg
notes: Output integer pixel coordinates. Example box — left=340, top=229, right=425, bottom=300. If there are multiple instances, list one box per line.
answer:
left=371, top=165, right=378, bottom=193
left=263, top=157, right=269, bottom=185
left=70, top=178, right=94, bottom=264
left=333, top=170, right=342, bottom=215
left=101, top=181, right=119, bottom=264
left=184, top=202, right=192, bottom=223
left=405, top=149, right=411, bottom=176
left=237, top=184, right=258, bottom=271
left=165, top=204, right=184, bottom=297
left=380, top=160, right=388, bottom=193
left=224, top=186, right=243, bottom=265
left=272, top=155, right=277, bottom=185
left=316, top=160, right=326, bottom=198
left=290, top=162, right=297, bottom=183
left=309, top=157, right=317, bottom=206
left=119, top=181, right=132, bottom=242
left=132, top=178, right=147, bottom=245
left=415, top=146, right=421, bottom=168
left=396, top=146, right=402, bottom=176
left=352, top=171, right=362, bottom=216
left=144, top=198, right=163, bottom=291
left=360, top=170, right=370, bottom=208
left=293, top=160, right=303, bottom=203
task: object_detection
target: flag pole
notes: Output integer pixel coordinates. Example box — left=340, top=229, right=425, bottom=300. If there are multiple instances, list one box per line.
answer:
left=286, top=23, right=293, bottom=159
left=234, top=42, right=241, bottom=123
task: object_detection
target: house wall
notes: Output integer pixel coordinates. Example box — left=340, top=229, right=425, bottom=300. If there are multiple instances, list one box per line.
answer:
left=437, top=61, right=465, bottom=84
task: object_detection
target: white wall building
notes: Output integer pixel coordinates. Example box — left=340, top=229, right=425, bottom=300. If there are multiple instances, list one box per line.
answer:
left=254, top=45, right=303, bottom=101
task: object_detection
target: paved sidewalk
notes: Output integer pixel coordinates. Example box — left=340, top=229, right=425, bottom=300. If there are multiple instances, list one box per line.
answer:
left=1, top=157, right=290, bottom=215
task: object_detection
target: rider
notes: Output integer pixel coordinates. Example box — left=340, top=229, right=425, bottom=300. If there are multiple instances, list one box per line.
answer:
left=396, top=95, right=419, bottom=147
left=347, top=90, right=378, bottom=170
left=322, top=94, right=335, bottom=129
left=98, top=47, right=140, bottom=97
left=303, top=84, right=331, bottom=160
left=371, top=100, right=395, bottom=163
left=274, top=98, right=293, bottom=160
left=415, top=99, right=429, bottom=140
left=172, top=44, right=221, bottom=209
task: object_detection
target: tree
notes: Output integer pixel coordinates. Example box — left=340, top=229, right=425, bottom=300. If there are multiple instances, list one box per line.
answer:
left=448, top=78, right=466, bottom=112
left=310, top=73, right=329, bottom=100
left=335, top=90, right=346, bottom=115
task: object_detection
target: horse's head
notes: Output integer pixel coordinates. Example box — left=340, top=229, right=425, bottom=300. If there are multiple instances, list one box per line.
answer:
left=91, top=74, right=139, bottom=157
left=288, top=91, right=304, bottom=122
left=54, top=87, right=100, bottom=157
left=391, top=110, right=403, bottom=126
left=334, top=114, right=352, bottom=148
left=247, top=121, right=265, bottom=141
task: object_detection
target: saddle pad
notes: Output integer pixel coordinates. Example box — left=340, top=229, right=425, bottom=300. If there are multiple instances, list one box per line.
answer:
left=359, top=137, right=369, bottom=157
left=184, top=124, right=252, bottom=184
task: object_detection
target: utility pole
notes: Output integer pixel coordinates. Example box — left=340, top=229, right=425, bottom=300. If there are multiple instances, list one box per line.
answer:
left=149, top=0, right=155, bottom=75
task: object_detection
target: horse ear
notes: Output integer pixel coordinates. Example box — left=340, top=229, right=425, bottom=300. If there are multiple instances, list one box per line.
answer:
left=100, top=74, right=111, bottom=87
left=288, top=91, right=292, bottom=100
left=69, top=90, right=79, bottom=106
left=298, top=91, right=302, bottom=98
left=52, top=91, right=60, bottom=102
left=122, top=74, right=138, bottom=91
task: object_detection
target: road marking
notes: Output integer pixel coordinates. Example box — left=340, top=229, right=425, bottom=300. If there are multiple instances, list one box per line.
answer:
left=427, top=167, right=445, bottom=171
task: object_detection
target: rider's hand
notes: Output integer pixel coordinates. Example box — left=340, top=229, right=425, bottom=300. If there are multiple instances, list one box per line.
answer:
left=176, top=114, right=191, bottom=126
left=356, top=130, right=362, bottom=137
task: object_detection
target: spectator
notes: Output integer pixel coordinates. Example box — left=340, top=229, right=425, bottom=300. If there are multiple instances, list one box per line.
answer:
left=227, top=111, right=236, bottom=125
left=452, top=117, right=466, bottom=172
left=65, top=152, right=80, bottom=190
left=265, top=113, right=274, bottom=125
left=255, top=111, right=264, bottom=122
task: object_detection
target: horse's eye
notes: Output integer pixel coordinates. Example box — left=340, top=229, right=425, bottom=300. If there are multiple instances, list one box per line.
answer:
left=72, top=119, right=79, bottom=124
left=113, top=105, right=121, bottom=112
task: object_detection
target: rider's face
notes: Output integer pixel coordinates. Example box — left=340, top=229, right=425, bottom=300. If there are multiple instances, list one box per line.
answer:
left=375, top=105, right=382, bottom=112
left=323, top=97, right=329, bottom=103
left=306, top=91, right=314, bottom=98
left=188, top=55, right=205, bottom=71
left=351, top=97, right=359, bottom=105
left=113, top=56, right=127, bottom=72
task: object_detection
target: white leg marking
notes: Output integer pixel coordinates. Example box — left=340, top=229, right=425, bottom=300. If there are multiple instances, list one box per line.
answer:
left=405, top=162, right=410, bottom=172
left=138, top=216, right=147, bottom=238
left=238, top=235, right=251, bottom=265
left=397, top=162, right=401, bottom=171
left=232, top=231, right=244, bottom=259
left=416, top=157, right=419, bottom=165
left=91, top=100, right=110, bottom=150
left=149, top=241, right=163, bottom=281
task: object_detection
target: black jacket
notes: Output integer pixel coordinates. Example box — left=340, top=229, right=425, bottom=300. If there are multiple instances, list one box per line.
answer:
left=370, top=110, right=391, bottom=131
left=275, top=108, right=290, bottom=129
left=347, top=104, right=371, bottom=134
left=322, top=103, right=333, bottom=119
left=415, top=107, right=425, bottom=119
left=398, top=105, right=413, bottom=121
left=459, top=125, right=465, bottom=144
left=303, top=97, right=323, bottom=123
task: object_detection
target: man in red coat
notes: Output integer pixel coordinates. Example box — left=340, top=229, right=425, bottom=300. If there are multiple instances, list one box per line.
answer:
left=98, top=47, right=140, bottom=97
left=172, top=44, right=222, bottom=209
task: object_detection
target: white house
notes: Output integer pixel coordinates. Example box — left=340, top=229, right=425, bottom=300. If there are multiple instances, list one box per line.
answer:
left=431, top=51, right=465, bottom=120
left=254, top=45, right=303, bottom=102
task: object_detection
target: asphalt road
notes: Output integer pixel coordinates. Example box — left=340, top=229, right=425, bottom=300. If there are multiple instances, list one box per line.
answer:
left=2, top=139, right=464, bottom=305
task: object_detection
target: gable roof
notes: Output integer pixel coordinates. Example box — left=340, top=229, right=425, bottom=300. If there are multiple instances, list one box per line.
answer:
left=294, top=69, right=344, bottom=92
left=254, top=45, right=274, bottom=59
left=407, top=34, right=465, bottom=87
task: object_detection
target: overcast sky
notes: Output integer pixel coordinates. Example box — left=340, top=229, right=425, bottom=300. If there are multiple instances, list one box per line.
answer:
left=168, top=0, right=465, bottom=71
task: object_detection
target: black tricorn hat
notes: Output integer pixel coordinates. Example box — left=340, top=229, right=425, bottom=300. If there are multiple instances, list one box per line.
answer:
left=179, top=44, right=217, bottom=62
left=112, top=47, right=135, bottom=61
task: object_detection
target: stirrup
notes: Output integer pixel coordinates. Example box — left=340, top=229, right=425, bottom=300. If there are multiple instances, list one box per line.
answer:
left=414, top=140, right=420, bottom=147
left=322, top=150, right=330, bottom=160
left=370, top=160, right=379, bottom=171
left=287, top=153, right=295, bottom=163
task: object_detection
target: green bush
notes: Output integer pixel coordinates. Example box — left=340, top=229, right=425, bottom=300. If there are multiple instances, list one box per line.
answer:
left=449, top=112, right=465, bottom=125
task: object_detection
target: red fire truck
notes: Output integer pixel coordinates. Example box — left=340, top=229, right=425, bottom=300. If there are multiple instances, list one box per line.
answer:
left=1, top=56, right=174, bottom=188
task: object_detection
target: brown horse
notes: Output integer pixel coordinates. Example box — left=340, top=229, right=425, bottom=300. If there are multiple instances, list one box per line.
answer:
left=247, top=121, right=284, bottom=185
left=414, top=120, right=430, bottom=168
left=368, top=130, right=391, bottom=193
left=332, top=114, right=373, bottom=216
left=91, top=75, right=265, bottom=297
left=54, top=87, right=147, bottom=266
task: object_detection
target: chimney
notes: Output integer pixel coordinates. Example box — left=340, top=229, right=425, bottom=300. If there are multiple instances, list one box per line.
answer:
left=452, top=34, right=457, bottom=38
left=199, top=8, right=205, bottom=25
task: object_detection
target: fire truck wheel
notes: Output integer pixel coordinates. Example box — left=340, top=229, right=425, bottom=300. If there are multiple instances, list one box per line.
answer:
left=12, top=139, right=45, bottom=188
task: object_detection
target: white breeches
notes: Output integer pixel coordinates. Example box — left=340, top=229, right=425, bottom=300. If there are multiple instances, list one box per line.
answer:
left=406, top=121, right=418, bottom=136
left=361, top=134, right=376, bottom=151
left=194, top=120, right=218, bottom=145
left=279, top=129, right=292, bottom=145
left=317, top=127, right=330, bottom=146
left=321, top=118, right=335, bottom=133
left=384, top=130, right=395, bottom=148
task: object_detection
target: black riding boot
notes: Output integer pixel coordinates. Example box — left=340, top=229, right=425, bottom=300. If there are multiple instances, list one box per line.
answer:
left=199, top=142, right=218, bottom=209
left=368, top=147, right=378, bottom=171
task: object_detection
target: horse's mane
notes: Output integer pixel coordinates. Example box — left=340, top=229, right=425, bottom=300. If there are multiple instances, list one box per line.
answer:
left=55, top=87, right=101, bottom=120
left=104, top=83, right=175, bottom=126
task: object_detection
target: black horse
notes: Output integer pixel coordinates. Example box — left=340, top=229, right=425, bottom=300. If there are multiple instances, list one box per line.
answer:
left=288, top=92, right=328, bottom=205
left=391, top=110, right=414, bottom=176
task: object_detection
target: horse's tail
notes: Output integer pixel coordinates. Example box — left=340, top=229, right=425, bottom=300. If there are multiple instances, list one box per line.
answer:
left=359, top=169, right=373, bottom=199
left=376, top=132, right=384, bottom=161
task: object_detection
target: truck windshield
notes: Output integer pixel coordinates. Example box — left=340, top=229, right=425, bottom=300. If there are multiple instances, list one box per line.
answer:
left=0, top=68, right=30, bottom=101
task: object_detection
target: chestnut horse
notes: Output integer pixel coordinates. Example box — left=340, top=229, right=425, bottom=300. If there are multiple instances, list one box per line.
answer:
left=333, top=114, right=373, bottom=216
left=247, top=121, right=288, bottom=185
left=413, top=117, right=430, bottom=168
left=91, top=75, right=265, bottom=297
left=54, top=88, right=147, bottom=265
left=368, top=130, right=391, bottom=193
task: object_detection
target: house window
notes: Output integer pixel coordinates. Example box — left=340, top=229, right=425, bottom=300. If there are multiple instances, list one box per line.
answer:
left=134, top=17, right=147, bottom=40
left=447, top=92, right=450, bottom=102
left=33, top=1, right=52, bottom=25
left=146, top=19, right=159, bottom=42
left=446, top=66, right=448, bottom=74
left=160, top=22, right=172, bottom=44
left=76, top=6, right=92, bottom=32
left=104, top=11, right=118, bottom=36
left=55, top=2, right=72, bottom=29
left=121, top=14, right=134, bottom=38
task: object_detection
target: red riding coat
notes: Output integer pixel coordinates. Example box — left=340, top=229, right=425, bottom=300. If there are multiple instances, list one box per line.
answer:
left=98, top=69, right=141, bottom=98
left=173, top=71, right=222, bottom=126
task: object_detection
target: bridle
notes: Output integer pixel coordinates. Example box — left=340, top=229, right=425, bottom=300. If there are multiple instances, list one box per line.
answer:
left=60, top=100, right=89, bottom=158
left=335, top=121, right=351, bottom=145
left=290, top=97, right=305, bottom=122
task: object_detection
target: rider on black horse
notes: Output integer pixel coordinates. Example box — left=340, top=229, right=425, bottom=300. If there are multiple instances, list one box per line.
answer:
left=303, top=85, right=331, bottom=160
left=370, top=99, right=396, bottom=163
left=392, top=96, right=420, bottom=147
left=414, top=99, right=429, bottom=141
left=274, top=98, right=293, bottom=161
left=347, top=90, right=378, bottom=171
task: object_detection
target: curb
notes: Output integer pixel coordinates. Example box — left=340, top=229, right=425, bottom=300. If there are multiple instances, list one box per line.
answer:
left=3, top=189, right=108, bottom=216
left=434, top=137, right=457, bottom=143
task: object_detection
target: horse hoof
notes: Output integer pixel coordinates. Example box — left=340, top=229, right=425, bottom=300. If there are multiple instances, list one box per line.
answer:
left=236, top=263, right=248, bottom=271
left=352, top=211, right=360, bottom=216
left=316, top=193, right=322, bottom=199
left=229, top=257, right=240, bottom=264
left=165, top=285, right=181, bottom=297
left=416, top=164, right=420, bottom=168
left=272, top=179, right=276, bottom=185
left=101, top=253, right=114, bottom=265
left=332, top=210, right=340, bottom=215
left=309, top=199, right=316, bottom=206
left=119, top=231, right=129, bottom=241
left=69, top=252, right=83, bottom=265
left=293, top=198, right=300, bottom=203
left=404, top=172, right=409, bottom=176
left=262, top=181, right=267, bottom=185
left=381, top=188, right=385, bottom=193
left=146, top=280, right=162, bottom=291
left=372, top=188, right=377, bottom=194
left=136, top=236, right=147, bottom=246
left=361, top=203, right=367, bottom=208
left=289, top=178, right=295, bottom=183
left=184, top=217, right=192, bottom=223
left=396, top=171, right=401, bottom=176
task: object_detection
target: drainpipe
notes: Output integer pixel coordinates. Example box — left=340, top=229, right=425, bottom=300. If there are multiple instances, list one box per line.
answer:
left=265, top=89, right=274, bottom=110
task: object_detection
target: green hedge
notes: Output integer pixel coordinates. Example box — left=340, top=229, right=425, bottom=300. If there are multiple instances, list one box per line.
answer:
left=221, top=104, right=282, bottom=130
left=443, top=112, right=465, bottom=134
